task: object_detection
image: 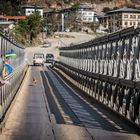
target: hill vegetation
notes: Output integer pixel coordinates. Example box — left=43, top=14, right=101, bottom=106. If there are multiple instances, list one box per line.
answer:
left=0, top=0, right=140, bottom=16
left=0, top=0, right=21, bottom=15
left=12, top=11, right=44, bottom=46
left=25, top=0, right=140, bottom=12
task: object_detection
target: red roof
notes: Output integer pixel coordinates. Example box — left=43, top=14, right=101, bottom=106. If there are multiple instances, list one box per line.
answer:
left=0, top=16, right=27, bottom=19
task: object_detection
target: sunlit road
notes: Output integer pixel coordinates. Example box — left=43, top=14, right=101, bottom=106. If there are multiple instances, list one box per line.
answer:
left=25, top=32, right=95, bottom=64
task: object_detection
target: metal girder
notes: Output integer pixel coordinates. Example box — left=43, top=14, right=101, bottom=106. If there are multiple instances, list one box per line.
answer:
left=58, top=27, right=140, bottom=126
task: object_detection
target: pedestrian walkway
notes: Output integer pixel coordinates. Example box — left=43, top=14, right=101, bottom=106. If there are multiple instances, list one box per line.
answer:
left=0, top=66, right=93, bottom=140
left=0, top=67, right=55, bottom=140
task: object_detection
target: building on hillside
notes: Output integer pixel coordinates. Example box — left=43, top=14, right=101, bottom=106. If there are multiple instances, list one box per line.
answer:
left=43, top=3, right=98, bottom=32
left=76, top=3, right=97, bottom=23
left=95, top=12, right=109, bottom=33
left=43, top=8, right=77, bottom=32
left=97, top=7, right=140, bottom=32
left=21, top=5, right=43, bottom=17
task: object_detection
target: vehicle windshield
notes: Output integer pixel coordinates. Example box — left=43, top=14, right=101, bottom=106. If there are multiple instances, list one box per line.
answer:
left=34, top=54, right=44, bottom=58
left=37, top=56, right=43, bottom=58
left=46, top=54, right=54, bottom=58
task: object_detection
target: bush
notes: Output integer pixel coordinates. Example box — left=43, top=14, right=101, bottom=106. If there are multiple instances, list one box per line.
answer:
left=102, top=7, right=112, bottom=13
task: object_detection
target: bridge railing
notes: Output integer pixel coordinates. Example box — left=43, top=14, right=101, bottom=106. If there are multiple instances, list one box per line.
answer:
left=56, top=26, right=140, bottom=126
left=0, top=29, right=27, bottom=121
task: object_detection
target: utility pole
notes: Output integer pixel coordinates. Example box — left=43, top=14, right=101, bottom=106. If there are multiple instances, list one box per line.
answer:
left=61, top=13, right=64, bottom=32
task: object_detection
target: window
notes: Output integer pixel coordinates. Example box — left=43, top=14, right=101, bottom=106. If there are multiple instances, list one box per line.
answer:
left=83, top=17, right=87, bottom=21
left=130, top=22, right=132, bottom=26
left=138, top=15, right=140, bottom=19
left=130, top=15, right=136, bottom=19
left=125, top=22, right=128, bottom=25
left=88, top=18, right=92, bottom=21
left=88, top=12, right=92, bottom=15
left=119, top=14, right=122, bottom=18
left=82, top=12, right=87, bottom=16
left=133, top=22, right=135, bottom=26
left=133, top=15, right=136, bottom=19
left=124, top=15, right=128, bottom=18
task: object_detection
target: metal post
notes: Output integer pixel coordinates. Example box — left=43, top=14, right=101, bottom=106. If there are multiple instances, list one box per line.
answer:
left=61, top=13, right=64, bottom=32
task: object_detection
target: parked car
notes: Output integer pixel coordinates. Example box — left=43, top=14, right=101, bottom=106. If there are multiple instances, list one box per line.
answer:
left=46, top=53, right=54, bottom=63
left=43, top=41, right=51, bottom=47
left=33, top=53, right=45, bottom=66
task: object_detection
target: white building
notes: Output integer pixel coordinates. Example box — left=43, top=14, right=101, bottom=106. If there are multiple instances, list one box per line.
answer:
left=96, top=7, right=140, bottom=32
left=21, top=5, right=43, bottom=17
left=76, top=3, right=96, bottom=23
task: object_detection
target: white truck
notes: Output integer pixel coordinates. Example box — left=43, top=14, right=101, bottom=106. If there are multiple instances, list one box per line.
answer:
left=33, top=53, right=44, bottom=66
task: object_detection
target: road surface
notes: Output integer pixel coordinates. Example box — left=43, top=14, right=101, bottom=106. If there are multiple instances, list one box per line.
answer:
left=0, top=32, right=139, bottom=140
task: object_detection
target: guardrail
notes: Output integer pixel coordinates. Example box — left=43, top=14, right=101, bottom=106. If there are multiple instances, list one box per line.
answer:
left=0, top=29, right=27, bottom=121
left=56, top=26, right=140, bottom=126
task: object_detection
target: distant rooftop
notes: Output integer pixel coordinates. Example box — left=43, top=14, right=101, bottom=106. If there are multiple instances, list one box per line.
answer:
left=107, top=7, right=140, bottom=14
left=0, top=16, right=27, bottom=19
left=95, top=12, right=107, bottom=18
left=44, top=9, right=54, bottom=13
left=21, top=5, right=43, bottom=9
left=78, top=3, right=93, bottom=9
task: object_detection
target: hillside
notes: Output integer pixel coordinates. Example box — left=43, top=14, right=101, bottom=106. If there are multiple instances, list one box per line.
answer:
left=25, top=0, right=140, bottom=12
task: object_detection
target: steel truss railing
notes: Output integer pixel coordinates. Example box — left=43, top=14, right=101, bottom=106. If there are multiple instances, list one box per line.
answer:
left=57, top=26, right=140, bottom=126
left=0, top=30, right=27, bottom=121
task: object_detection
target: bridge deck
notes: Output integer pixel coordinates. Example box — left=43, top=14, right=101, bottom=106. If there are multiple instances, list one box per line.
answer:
left=0, top=66, right=139, bottom=140
left=0, top=66, right=92, bottom=140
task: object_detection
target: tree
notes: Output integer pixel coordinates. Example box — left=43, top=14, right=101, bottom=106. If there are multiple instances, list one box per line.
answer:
left=113, top=7, right=119, bottom=10
left=102, top=7, right=112, bottom=13
left=16, top=18, right=29, bottom=40
left=0, top=0, right=21, bottom=15
left=15, top=11, right=43, bottom=44
left=71, top=2, right=80, bottom=10
left=27, top=11, right=43, bottom=42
